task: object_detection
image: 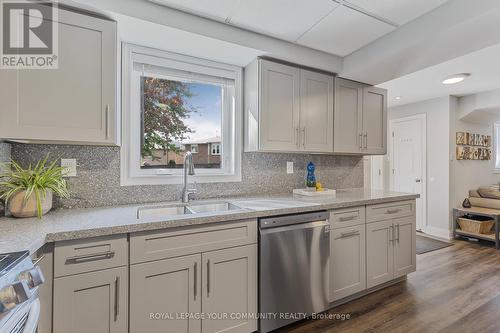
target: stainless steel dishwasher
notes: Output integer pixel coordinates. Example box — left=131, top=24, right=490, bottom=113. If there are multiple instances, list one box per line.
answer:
left=259, top=211, right=330, bottom=333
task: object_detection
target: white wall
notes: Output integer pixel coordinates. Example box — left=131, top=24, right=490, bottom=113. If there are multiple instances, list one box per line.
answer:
left=388, top=97, right=451, bottom=238
left=449, top=96, right=500, bottom=210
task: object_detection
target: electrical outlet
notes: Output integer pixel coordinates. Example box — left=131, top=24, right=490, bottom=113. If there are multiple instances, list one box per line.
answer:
left=61, top=159, right=77, bottom=177
left=286, top=161, right=294, bottom=174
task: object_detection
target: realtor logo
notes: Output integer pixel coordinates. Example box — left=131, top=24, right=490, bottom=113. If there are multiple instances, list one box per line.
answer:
left=1, top=0, right=58, bottom=69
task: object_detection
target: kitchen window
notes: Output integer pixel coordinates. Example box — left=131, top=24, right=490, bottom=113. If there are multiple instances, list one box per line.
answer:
left=121, top=44, right=242, bottom=185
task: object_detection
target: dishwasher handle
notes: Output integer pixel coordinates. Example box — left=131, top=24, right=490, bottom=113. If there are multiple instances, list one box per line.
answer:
left=259, top=220, right=329, bottom=236
left=259, top=211, right=329, bottom=229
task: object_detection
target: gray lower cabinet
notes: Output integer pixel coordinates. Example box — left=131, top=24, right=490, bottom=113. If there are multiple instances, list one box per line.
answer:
left=329, top=224, right=366, bottom=302
left=129, top=245, right=257, bottom=333
left=0, top=7, right=117, bottom=145
left=202, top=245, right=258, bottom=333
left=130, top=254, right=202, bottom=333
left=53, top=266, right=128, bottom=333
left=366, top=218, right=416, bottom=289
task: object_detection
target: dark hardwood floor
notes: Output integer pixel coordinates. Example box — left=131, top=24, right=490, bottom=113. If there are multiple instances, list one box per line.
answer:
left=279, top=239, right=500, bottom=333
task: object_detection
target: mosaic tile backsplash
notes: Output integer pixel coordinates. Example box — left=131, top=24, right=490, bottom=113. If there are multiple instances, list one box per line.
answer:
left=10, top=144, right=364, bottom=209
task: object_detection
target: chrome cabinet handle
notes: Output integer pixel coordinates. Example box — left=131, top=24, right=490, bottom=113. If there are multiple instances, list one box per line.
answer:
left=66, top=251, right=115, bottom=263
left=396, top=224, right=400, bottom=242
left=295, top=127, right=299, bottom=147
left=302, top=127, right=306, bottom=147
left=207, top=260, right=211, bottom=297
left=105, top=105, right=110, bottom=139
left=359, top=133, right=363, bottom=149
left=114, top=276, right=120, bottom=322
left=194, top=262, right=198, bottom=300
left=389, top=225, right=394, bottom=242
left=364, top=133, right=368, bottom=149
left=339, top=216, right=356, bottom=222
left=387, top=209, right=401, bottom=214
left=340, top=230, right=360, bottom=238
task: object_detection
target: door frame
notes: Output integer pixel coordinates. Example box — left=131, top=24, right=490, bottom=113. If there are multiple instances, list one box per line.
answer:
left=389, top=113, right=427, bottom=232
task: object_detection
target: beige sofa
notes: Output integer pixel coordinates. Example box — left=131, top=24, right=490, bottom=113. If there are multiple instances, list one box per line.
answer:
left=468, top=185, right=500, bottom=210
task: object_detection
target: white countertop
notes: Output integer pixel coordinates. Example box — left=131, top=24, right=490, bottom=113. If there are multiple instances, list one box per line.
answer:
left=0, top=188, right=418, bottom=254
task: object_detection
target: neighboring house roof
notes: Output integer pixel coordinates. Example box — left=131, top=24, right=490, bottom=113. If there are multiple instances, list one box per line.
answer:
left=183, top=136, right=221, bottom=144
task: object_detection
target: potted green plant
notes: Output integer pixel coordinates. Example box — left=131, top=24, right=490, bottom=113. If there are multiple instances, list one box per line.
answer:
left=0, top=156, right=69, bottom=218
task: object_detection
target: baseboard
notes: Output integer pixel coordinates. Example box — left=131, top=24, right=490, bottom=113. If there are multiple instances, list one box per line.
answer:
left=424, top=226, right=451, bottom=240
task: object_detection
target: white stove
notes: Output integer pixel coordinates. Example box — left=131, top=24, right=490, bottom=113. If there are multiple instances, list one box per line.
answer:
left=0, top=251, right=44, bottom=333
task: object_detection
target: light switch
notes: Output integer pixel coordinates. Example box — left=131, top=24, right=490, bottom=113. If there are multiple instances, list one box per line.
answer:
left=61, top=159, right=77, bottom=177
left=286, top=162, right=294, bottom=174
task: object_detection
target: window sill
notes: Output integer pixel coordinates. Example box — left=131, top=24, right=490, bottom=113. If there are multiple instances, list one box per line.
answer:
left=120, top=172, right=242, bottom=186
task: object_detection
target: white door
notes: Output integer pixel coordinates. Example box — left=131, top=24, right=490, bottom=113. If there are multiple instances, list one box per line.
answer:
left=390, top=114, right=426, bottom=232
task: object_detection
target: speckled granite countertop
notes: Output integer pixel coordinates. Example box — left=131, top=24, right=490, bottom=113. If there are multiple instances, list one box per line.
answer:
left=0, top=188, right=418, bottom=254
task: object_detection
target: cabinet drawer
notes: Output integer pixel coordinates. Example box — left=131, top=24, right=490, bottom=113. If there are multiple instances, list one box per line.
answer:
left=54, top=235, right=127, bottom=278
left=330, top=206, right=365, bottom=229
left=130, top=219, right=257, bottom=264
left=366, top=200, right=415, bottom=223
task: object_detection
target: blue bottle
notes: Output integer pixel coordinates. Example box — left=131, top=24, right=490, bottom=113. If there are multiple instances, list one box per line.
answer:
left=306, top=162, right=316, bottom=188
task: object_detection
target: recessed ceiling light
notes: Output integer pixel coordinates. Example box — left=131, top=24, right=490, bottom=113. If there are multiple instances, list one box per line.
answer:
left=394, top=96, right=402, bottom=100
left=442, top=73, right=471, bottom=85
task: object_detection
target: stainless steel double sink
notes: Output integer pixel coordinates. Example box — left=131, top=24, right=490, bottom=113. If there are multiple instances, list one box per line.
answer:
left=137, top=201, right=245, bottom=219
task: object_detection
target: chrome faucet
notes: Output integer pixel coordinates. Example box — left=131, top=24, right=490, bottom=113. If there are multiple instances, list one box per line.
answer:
left=182, top=151, right=197, bottom=203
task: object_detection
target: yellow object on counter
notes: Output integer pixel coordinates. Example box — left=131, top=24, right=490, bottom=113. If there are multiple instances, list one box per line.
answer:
left=315, top=182, right=324, bottom=192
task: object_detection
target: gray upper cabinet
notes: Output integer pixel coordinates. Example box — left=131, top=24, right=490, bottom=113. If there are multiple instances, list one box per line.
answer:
left=245, top=59, right=334, bottom=153
left=300, top=69, right=334, bottom=152
left=259, top=60, right=301, bottom=152
left=334, top=78, right=363, bottom=153
left=0, top=8, right=117, bottom=145
left=53, top=266, right=128, bottom=333
left=363, top=87, right=387, bottom=154
left=334, top=78, right=387, bottom=155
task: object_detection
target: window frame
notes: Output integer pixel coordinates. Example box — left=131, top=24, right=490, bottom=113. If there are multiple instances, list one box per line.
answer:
left=121, top=43, right=242, bottom=185
left=190, top=144, right=199, bottom=154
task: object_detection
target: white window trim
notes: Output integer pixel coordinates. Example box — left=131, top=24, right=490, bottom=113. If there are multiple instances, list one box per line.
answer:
left=190, top=144, right=198, bottom=154
left=121, top=43, right=242, bottom=185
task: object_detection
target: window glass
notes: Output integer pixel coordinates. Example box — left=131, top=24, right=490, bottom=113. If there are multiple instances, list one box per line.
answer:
left=140, top=77, right=222, bottom=170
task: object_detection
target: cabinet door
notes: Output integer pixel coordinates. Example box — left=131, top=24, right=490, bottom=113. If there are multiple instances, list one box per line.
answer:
left=259, top=60, right=301, bottom=151
left=130, top=254, right=202, bottom=333
left=0, top=9, right=116, bottom=144
left=362, top=86, right=387, bottom=154
left=300, top=69, right=334, bottom=152
left=53, top=267, right=127, bottom=333
left=330, top=224, right=366, bottom=302
left=334, top=78, right=363, bottom=154
left=202, top=245, right=258, bottom=333
left=394, top=216, right=416, bottom=278
left=366, top=220, right=394, bottom=288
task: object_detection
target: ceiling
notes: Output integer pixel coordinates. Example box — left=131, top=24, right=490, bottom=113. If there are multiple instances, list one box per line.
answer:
left=378, top=43, right=500, bottom=108
left=148, top=0, right=449, bottom=57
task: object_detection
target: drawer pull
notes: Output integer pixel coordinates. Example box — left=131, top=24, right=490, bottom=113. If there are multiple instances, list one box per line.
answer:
left=340, top=231, right=360, bottom=238
left=386, top=209, right=401, bottom=214
left=66, top=251, right=115, bottom=263
left=194, top=262, right=198, bottom=300
left=207, top=260, right=211, bottom=297
left=339, top=216, right=356, bottom=222
left=114, top=276, right=120, bottom=322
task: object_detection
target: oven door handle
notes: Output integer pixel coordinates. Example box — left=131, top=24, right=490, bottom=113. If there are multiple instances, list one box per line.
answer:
left=22, top=298, right=40, bottom=333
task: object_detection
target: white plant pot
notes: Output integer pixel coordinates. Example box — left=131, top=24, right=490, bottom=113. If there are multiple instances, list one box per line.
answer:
left=8, top=190, right=53, bottom=218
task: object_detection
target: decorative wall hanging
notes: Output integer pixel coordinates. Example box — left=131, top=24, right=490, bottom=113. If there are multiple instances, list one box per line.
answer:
left=456, top=132, right=492, bottom=160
